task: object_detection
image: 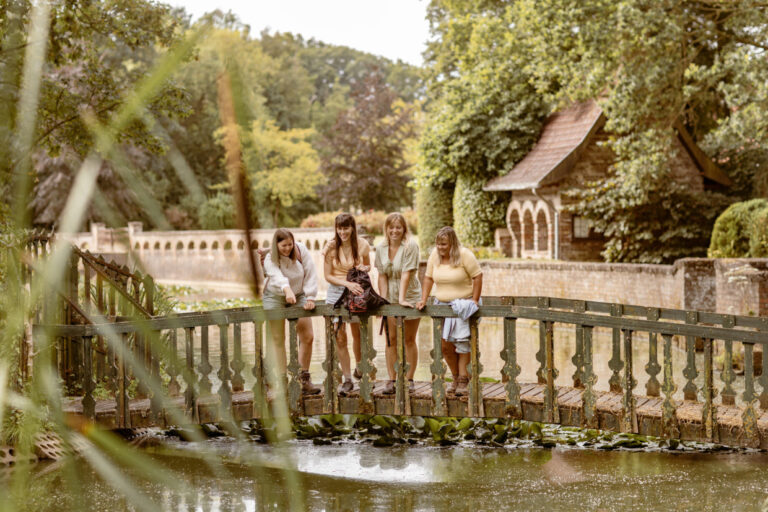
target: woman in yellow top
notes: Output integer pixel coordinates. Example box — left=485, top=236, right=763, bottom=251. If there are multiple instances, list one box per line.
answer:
left=416, top=226, right=482, bottom=396
left=323, top=213, right=372, bottom=395
left=375, top=213, right=421, bottom=394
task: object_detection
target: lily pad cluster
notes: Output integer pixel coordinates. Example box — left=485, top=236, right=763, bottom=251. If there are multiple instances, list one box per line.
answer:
left=164, top=416, right=736, bottom=453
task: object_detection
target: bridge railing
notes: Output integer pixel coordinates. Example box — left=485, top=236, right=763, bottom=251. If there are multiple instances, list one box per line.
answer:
left=32, top=296, right=768, bottom=446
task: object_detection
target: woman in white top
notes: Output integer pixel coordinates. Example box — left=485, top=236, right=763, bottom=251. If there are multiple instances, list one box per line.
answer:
left=262, top=228, right=320, bottom=395
left=375, top=212, right=421, bottom=394
left=323, top=213, right=372, bottom=395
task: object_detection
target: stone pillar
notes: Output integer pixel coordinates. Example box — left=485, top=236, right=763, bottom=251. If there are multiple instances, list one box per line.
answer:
left=715, top=259, right=768, bottom=316
left=90, top=222, right=105, bottom=252
left=676, top=258, right=716, bottom=312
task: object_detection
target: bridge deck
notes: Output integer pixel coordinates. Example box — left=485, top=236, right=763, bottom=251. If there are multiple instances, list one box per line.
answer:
left=62, top=381, right=768, bottom=447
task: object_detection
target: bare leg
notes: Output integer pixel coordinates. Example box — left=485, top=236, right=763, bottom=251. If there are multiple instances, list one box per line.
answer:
left=350, top=322, right=362, bottom=366
left=384, top=316, right=398, bottom=380
left=404, top=318, right=420, bottom=380
left=335, top=323, right=352, bottom=378
left=296, top=317, right=314, bottom=371
left=457, top=353, right=470, bottom=378
left=442, top=339, right=459, bottom=379
left=267, top=319, right=287, bottom=384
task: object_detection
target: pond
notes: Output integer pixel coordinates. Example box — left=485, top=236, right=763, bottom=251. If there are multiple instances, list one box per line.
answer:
left=20, top=439, right=768, bottom=511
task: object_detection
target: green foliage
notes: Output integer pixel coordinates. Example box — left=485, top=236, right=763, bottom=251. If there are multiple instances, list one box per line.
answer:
left=320, top=72, right=418, bottom=211
left=514, top=0, right=768, bottom=262
left=199, top=192, right=235, bottom=230
left=709, top=199, right=768, bottom=258
left=242, top=119, right=323, bottom=226
left=453, top=174, right=506, bottom=247
left=416, top=183, right=454, bottom=254
left=299, top=209, right=417, bottom=236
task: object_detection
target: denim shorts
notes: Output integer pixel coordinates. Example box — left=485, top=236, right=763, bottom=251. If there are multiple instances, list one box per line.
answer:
left=263, top=289, right=306, bottom=309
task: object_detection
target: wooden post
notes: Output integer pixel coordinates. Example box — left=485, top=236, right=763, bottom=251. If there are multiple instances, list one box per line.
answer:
left=231, top=323, right=245, bottom=392
left=167, top=329, right=180, bottom=397
left=82, top=336, right=95, bottom=421
left=702, top=338, right=718, bottom=442
left=500, top=317, right=521, bottom=418
left=322, top=317, right=340, bottom=414
left=608, top=304, right=624, bottom=393
left=620, top=329, right=637, bottom=433
left=394, top=317, right=409, bottom=415
left=430, top=317, right=447, bottom=416
left=661, top=334, right=679, bottom=438
left=217, top=324, right=232, bottom=415
left=468, top=317, right=483, bottom=417
left=286, top=319, right=302, bottom=415
left=357, top=315, right=376, bottom=414
left=581, top=325, right=598, bottom=428
left=184, top=327, right=196, bottom=420
left=252, top=321, right=266, bottom=419
left=645, top=309, right=661, bottom=397
left=682, top=311, right=699, bottom=401
left=741, top=343, right=760, bottom=448
left=198, top=325, right=212, bottom=395
left=543, top=320, right=558, bottom=424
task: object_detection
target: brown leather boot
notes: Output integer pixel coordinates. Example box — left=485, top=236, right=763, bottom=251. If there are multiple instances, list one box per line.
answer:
left=455, top=376, right=469, bottom=396
left=300, top=370, right=321, bottom=395
left=448, top=376, right=459, bottom=394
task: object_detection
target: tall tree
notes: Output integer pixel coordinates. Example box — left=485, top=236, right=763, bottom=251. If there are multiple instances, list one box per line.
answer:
left=515, top=0, right=768, bottom=262
left=320, top=72, right=417, bottom=211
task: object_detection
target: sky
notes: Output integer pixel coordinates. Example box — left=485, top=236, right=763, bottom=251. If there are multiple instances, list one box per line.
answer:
left=166, top=0, right=431, bottom=66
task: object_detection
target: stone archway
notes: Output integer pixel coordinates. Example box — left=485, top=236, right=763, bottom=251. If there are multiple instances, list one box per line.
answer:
left=536, top=209, right=549, bottom=254
left=507, top=205, right=522, bottom=259
left=523, top=209, right=535, bottom=252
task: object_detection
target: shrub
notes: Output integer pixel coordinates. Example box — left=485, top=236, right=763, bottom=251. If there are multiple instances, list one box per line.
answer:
left=416, top=183, right=454, bottom=255
left=402, top=208, right=418, bottom=234
left=300, top=210, right=417, bottom=236
left=453, top=173, right=507, bottom=247
left=749, top=207, right=768, bottom=257
left=708, top=199, right=768, bottom=257
left=300, top=210, right=342, bottom=229
left=199, top=192, right=235, bottom=230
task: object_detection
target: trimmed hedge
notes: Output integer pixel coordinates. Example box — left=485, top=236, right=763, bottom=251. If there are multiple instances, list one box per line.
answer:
left=708, top=198, right=768, bottom=257
left=416, top=182, right=454, bottom=255
left=453, top=173, right=507, bottom=247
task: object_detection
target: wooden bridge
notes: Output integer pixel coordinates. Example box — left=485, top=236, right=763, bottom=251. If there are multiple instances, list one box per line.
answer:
left=33, top=295, right=768, bottom=449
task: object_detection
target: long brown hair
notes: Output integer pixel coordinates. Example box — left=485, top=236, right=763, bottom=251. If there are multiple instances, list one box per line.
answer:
left=270, top=228, right=298, bottom=265
left=435, top=226, right=461, bottom=266
left=334, top=213, right=359, bottom=265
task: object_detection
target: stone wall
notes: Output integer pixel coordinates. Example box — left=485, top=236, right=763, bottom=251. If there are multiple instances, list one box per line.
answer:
left=63, top=224, right=768, bottom=315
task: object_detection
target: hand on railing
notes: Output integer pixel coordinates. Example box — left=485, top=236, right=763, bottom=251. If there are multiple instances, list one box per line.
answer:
left=285, top=288, right=297, bottom=305
left=399, top=299, right=414, bottom=308
left=415, top=300, right=426, bottom=310
left=304, top=299, right=315, bottom=310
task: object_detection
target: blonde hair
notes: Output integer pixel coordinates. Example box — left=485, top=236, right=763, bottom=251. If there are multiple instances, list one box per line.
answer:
left=270, top=228, right=298, bottom=265
left=435, top=226, right=461, bottom=266
left=384, top=212, right=409, bottom=243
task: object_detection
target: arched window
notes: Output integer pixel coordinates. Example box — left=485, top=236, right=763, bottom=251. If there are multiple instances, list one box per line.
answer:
left=134, top=242, right=140, bottom=250
left=164, top=242, right=171, bottom=250
left=262, top=240, right=269, bottom=248
left=212, top=241, right=219, bottom=250
left=200, top=241, right=207, bottom=250
left=176, top=241, right=184, bottom=250
left=237, top=240, right=245, bottom=250
left=188, top=241, right=195, bottom=250
left=508, top=210, right=522, bottom=259
left=536, top=210, right=549, bottom=253
left=224, top=240, right=233, bottom=250
left=154, top=242, right=160, bottom=250
left=250, top=240, right=258, bottom=250
left=143, top=242, right=149, bottom=250
left=523, top=210, right=535, bottom=252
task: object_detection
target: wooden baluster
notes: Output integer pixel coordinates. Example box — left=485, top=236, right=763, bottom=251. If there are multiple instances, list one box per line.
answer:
left=96, top=270, right=107, bottom=384
left=468, top=317, right=484, bottom=417
left=571, top=301, right=586, bottom=388
left=500, top=317, right=521, bottom=418
left=286, top=319, right=302, bottom=415
left=682, top=311, right=699, bottom=401
left=645, top=310, right=661, bottom=397
left=322, top=317, right=340, bottom=414
left=198, top=325, right=212, bottom=395
left=149, top=329, right=163, bottom=423
left=536, top=321, right=547, bottom=384
left=134, top=330, right=147, bottom=399
left=231, top=323, right=245, bottom=392
left=83, top=261, right=91, bottom=314
left=430, top=317, right=447, bottom=416
left=68, top=253, right=80, bottom=387
left=357, top=315, right=376, bottom=414
left=252, top=321, right=266, bottom=419
left=721, top=340, right=736, bottom=406
left=184, top=328, right=196, bottom=420
left=572, top=325, right=584, bottom=388
left=608, top=304, right=624, bottom=393
left=543, top=320, right=558, bottom=423
left=620, top=329, right=637, bottom=433
left=702, top=338, right=718, bottom=442
left=217, top=324, right=232, bottom=414
left=117, top=333, right=130, bottom=429
left=394, top=316, right=409, bottom=415
left=143, top=274, right=155, bottom=316
left=742, top=343, right=760, bottom=448
left=82, top=336, right=95, bottom=421
left=661, top=334, right=679, bottom=438
left=759, top=341, right=768, bottom=410
left=107, top=270, right=116, bottom=318
left=168, top=329, right=181, bottom=397
left=581, top=325, right=598, bottom=428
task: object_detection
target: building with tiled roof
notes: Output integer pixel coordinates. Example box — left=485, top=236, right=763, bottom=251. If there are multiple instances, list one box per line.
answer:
left=484, top=100, right=731, bottom=261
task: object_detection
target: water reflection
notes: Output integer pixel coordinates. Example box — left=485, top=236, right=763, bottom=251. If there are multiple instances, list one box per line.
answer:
left=20, top=441, right=768, bottom=511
